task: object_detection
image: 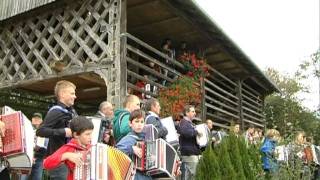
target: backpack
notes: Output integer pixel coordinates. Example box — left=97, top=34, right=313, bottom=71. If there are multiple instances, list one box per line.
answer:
left=113, top=111, right=130, bottom=142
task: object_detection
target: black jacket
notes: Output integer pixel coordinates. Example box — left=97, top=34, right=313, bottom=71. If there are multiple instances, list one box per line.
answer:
left=179, top=117, right=201, bottom=156
left=36, top=102, right=77, bottom=156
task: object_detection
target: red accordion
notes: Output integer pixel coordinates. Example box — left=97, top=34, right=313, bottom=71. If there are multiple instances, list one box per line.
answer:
left=135, top=138, right=180, bottom=178
left=0, top=111, right=34, bottom=173
left=74, top=143, right=134, bottom=180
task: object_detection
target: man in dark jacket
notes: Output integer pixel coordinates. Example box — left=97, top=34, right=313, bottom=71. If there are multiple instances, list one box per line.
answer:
left=144, top=98, right=168, bottom=139
left=179, top=105, right=201, bottom=180
left=36, top=80, right=77, bottom=180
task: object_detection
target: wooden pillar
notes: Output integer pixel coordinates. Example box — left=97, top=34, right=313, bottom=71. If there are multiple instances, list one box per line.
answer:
left=237, top=79, right=244, bottom=131
left=107, top=0, right=127, bottom=108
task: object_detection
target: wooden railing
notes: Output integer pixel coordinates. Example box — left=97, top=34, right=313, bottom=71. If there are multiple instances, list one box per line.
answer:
left=121, top=33, right=185, bottom=98
left=121, top=33, right=265, bottom=129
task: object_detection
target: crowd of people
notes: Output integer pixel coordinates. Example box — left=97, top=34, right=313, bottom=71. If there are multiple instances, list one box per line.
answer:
left=0, top=79, right=319, bottom=180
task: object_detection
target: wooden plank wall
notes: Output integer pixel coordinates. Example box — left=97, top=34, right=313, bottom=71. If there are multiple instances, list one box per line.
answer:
left=0, top=0, right=56, bottom=21
left=204, top=66, right=265, bottom=129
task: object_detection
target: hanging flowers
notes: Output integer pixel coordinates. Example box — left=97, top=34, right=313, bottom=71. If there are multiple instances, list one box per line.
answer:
left=158, top=76, right=202, bottom=120
left=178, top=53, right=209, bottom=80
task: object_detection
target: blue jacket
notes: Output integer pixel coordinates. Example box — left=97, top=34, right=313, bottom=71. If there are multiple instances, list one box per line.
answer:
left=260, top=137, right=278, bottom=172
left=178, top=117, right=201, bottom=156
left=116, top=132, right=152, bottom=180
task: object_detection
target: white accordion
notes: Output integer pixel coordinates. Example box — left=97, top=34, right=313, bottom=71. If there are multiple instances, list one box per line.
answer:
left=160, top=117, right=179, bottom=147
left=195, top=124, right=210, bottom=148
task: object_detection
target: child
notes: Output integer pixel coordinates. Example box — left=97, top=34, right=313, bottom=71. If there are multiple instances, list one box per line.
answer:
left=116, top=109, right=152, bottom=180
left=43, top=116, right=94, bottom=180
left=260, top=129, right=280, bottom=178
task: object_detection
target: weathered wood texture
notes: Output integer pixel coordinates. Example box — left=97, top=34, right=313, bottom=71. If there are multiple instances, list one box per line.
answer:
left=0, top=0, right=119, bottom=89
left=0, top=0, right=56, bottom=21
left=122, top=33, right=265, bottom=128
left=204, top=66, right=265, bottom=129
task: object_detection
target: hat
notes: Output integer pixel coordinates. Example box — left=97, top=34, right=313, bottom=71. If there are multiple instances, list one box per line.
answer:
left=32, top=112, right=42, bottom=119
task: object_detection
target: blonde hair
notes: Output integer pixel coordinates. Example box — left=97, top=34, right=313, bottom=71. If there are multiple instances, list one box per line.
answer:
left=265, top=129, right=280, bottom=139
left=54, top=80, right=76, bottom=97
left=206, top=119, right=213, bottom=123
left=123, top=94, right=139, bottom=108
left=294, top=131, right=305, bottom=145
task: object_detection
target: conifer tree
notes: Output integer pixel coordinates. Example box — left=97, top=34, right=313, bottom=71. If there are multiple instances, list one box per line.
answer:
left=196, top=145, right=221, bottom=179
left=227, top=135, right=246, bottom=180
left=217, top=138, right=237, bottom=179
left=238, top=136, right=255, bottom=179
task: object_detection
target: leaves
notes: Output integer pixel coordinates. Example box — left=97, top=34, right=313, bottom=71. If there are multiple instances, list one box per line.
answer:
left=264, top=68, right=320, bottom=143
left=158, top=76, right=202, bottom=119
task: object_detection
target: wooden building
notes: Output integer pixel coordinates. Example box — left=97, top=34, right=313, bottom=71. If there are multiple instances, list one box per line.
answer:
left=0, top=0, right=278, bottom=129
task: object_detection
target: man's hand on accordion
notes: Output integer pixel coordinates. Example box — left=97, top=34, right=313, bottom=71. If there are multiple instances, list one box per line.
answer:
left=61, top=152, right=83, bottom=166
left=132, top=145, right=143, bottom=158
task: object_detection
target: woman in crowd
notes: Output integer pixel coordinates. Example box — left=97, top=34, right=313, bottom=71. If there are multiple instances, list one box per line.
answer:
left=260, top=129, right=281, bottom=178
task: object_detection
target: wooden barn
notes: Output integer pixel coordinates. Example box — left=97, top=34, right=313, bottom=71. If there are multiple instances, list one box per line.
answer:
left=0, top=0, right=278, bottom=129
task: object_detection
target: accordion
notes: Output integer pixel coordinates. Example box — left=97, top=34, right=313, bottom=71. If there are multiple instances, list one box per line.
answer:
left=195, top=124, right=210, bottom=148
left=160, top=117, right=179, bottom=147
left=275, top=145, right=289, bottom=162
left=0, top=111, right=34, bottom=173
left=135, top=139, right=180, bottom=178
left=142, top=124, right=158, bottom=142
left=74, top=143, right=134, bottom=180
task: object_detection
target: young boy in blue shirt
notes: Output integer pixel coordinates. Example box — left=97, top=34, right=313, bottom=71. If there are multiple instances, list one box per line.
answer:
left=116, top=109, right=152, bottom=180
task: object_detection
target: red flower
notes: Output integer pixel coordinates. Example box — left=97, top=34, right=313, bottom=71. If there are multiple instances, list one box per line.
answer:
left=187, top=71, right=194, bottom=77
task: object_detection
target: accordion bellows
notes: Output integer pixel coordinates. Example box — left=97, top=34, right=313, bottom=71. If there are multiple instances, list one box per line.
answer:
left=107, top=145, right=134, bottom=180
left=74, top=143, right=134, bottom=180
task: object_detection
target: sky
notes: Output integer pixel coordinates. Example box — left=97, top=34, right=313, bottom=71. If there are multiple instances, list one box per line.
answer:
left=195, top=0, right=320, bottom=110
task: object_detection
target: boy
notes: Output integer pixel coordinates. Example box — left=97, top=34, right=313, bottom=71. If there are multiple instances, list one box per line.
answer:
left=116, top=109, right=152, bottom=180
left=43, top=116, right=93, bottom=180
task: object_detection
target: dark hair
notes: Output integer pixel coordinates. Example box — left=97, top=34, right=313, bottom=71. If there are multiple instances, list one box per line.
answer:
left=70, top=116, right=94, bottom=135
left=129, top=109, right=145, bottom=122
left=144, top=98, right=159, bottom=112
left=248, top=124, right=255, bottom=129
left=183, top=105, right=194, bottom=115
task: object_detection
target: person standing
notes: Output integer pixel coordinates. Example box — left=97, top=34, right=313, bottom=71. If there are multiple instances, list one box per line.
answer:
left=36, top=80, right=77, bottom=180
left=96, top=101, right=114, bottom=145
left=144, top=98, right=168, bottom=139
left=260, top=129, right=280, bottom=178
left=113, top=95, right=140, bottom=143
left=179, top=105, right=201, bottom=180
left=29, top=113, right=48, bottom=180
left=116, top=109, right=152, bottom=180
left=96, top=101, right=114, bottom=128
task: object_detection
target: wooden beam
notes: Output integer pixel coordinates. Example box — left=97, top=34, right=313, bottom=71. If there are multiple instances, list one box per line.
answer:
left=127, top=0, right=160, bottom=9
left=130, top=16, right=179, bottom=31
left=78, top=74, right=105, bottom=86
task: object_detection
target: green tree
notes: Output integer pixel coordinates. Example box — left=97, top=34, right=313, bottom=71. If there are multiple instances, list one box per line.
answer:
left=264, top=68, right=320, bottom=143
left=196, top=145, right=221, bottom=180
